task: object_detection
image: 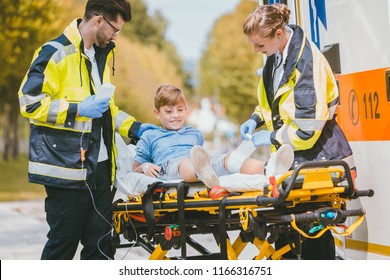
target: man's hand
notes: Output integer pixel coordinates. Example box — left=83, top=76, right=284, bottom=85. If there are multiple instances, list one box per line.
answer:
left=78, top=95, right=110, bottom=118
left=136, top=123, right=159, bottom=138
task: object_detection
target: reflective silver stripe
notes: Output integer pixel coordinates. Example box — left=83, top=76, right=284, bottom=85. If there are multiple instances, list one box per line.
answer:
left=293, top=119, right=326, bottom=131
left=114, top=111, right=129, bottom=129
left=281, top=127, right=293, bottom=147
left=30, top=119, right=92, bottom=132
left=19, top=93, right=47, bottom=107
left=29, top=161, right=87, bottom=181
left=43, top=41, right=64, bottom=50
left=73, top=120, right=92, bottom=131
left=43, top=42, right=77, bottom=64
left=47, top=100, right=61, bottom=123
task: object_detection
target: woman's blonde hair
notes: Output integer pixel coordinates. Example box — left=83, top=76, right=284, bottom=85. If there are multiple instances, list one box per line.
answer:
left=243, top=3, right=290, bottom=38
left=154, top=84, right=186, bottom=110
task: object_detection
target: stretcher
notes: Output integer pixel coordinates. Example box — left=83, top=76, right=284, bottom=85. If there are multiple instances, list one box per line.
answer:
left=111, top=160, right=374, bottom=260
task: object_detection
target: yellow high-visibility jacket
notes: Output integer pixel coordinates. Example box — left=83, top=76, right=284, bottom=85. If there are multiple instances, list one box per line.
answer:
left=18, top=19, right=141, bottom=189
left=251, top=25, right=355, bottom=169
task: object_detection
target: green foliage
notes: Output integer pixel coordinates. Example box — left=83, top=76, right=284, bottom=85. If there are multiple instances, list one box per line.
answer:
left=0, top=0, right=61, bottom=108
left=198, top=0, right=262, bottom=123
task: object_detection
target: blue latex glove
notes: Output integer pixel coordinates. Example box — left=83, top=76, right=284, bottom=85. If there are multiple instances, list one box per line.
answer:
left=136, top=123, right=159, bottom=138
left=78, top=95, right=110, bottom=118
left=240, top=119, right=257, bottom=140
left=252, top=130, right=272, bottom=147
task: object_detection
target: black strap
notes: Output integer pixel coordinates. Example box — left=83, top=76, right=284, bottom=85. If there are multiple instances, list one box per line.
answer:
left=141, top=181, right=162, bottom=240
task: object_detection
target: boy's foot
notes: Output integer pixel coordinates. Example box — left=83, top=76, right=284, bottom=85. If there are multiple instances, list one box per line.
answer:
left=265, top=144, right=294, bottom=177
left=190, top=145, right=219, bottom=189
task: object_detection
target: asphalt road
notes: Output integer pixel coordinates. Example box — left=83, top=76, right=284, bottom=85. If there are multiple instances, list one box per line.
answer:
left=0, top=198, right=239, bottom=260
left=0, top=198, right=153, bottom=260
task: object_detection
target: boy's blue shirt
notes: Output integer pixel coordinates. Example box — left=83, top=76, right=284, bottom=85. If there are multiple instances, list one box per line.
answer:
left=135, top=125, right=204, bottom=166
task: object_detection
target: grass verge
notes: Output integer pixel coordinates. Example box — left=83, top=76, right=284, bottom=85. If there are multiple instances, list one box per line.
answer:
left=0, top=155, right=45, bottom=201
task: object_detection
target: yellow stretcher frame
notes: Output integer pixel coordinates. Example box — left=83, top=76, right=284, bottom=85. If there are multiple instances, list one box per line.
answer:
left=112, top=160, right=374, bottom=260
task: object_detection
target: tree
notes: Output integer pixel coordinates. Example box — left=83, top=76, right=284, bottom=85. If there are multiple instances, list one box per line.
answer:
left=0, top=0, right=189, bottom=160
left=0, top=0, right=63, bottom=161
left=124, top=0, right=190, bottom=93
left=198, top=0, right=262, bottom=124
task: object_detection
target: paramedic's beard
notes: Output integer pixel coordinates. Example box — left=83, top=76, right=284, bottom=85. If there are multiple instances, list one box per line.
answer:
left=96, top=31, right=111, bottom=48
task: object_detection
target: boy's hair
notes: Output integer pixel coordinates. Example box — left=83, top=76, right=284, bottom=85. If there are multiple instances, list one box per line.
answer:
left=154, top=84, right=186, bottom=110
left=84, top=0, right=132, bottom=22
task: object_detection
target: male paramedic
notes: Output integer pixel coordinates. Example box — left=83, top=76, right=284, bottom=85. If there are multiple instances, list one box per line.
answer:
left=17, top=0, right=156, bottom=259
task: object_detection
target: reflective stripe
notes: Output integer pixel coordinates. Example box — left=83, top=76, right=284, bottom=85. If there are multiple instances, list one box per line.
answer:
left=30, top=119, right=92, bottom=132
left=281, top=127, right=293, bottom=147
left=44, top=42, right=77, bottom=64
left=293, top=118, right=326, bottom=131
left=29, top=161, right=87, bottom=181
left=114, top=111, right=129, bottom=129
left=47, top=100, right=61, bottom=123
left=19, top=93, right=46, bottom=107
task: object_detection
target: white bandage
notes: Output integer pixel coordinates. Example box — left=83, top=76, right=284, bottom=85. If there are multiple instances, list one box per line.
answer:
left=226, top=135, right=256, bottom=173
left=141, top=162, right=152, bottom=173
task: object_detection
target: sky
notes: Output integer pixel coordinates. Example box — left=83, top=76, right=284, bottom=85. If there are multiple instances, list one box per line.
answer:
left=143, top=0, right=241, bottom=62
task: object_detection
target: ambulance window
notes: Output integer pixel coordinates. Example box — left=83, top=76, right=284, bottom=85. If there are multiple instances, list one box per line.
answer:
left=387, top=70, right=390, bottom=102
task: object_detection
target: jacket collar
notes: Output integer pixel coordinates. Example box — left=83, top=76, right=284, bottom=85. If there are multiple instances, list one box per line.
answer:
left=64, top=18, right=116, bottom=55
left=279, top=24, right=305, bottom=87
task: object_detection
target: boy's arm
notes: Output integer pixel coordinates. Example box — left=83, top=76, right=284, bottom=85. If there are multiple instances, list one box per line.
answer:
left=133, top=161, right=142, bottom=173
left=133, top=161, right=161, bottom=178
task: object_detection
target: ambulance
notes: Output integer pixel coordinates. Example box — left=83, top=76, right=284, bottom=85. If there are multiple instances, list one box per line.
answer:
left=259, top=0, right=390, bottom=259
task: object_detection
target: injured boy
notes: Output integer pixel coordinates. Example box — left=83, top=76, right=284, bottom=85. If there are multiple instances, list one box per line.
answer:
left=118, top=84, right=293, bottom=199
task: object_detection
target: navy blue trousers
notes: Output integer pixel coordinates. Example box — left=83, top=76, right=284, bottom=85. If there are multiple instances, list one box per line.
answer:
left=41, top=161, right=113, bottom=260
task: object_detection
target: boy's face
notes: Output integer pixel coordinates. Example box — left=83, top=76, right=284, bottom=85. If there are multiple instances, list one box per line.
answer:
left=154, top=103, right=186, bottom=131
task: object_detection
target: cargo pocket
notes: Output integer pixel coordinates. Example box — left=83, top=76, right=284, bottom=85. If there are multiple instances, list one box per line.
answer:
left=44, top=200, right=69, bottom=241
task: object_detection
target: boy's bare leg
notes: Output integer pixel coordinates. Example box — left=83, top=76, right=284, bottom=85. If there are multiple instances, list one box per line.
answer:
left=178, top=158, right=198, bottom=182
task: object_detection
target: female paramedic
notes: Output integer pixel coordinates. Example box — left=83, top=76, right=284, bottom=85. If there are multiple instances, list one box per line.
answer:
left=239, top=3, right=355, bottom=259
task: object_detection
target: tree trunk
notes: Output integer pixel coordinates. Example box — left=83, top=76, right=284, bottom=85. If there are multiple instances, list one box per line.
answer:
left=11, top=108, right=19, bottom=159
left=2, top=104, right=11, bottom=161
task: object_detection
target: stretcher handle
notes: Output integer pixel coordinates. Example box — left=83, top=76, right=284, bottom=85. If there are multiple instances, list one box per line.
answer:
left=282, top=160, right=356, bottom=201
left=256, top=160, right=354, bottom=207
left=352, top=189, right=374, bottom=198
left=281, top=208, right=365, bottom=223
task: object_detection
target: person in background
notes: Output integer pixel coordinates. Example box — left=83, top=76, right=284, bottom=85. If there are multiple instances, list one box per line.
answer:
left=239, top=3, right=355, bottom=259
left=17, top=0, right=156, bottom=260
